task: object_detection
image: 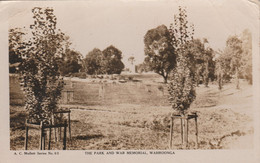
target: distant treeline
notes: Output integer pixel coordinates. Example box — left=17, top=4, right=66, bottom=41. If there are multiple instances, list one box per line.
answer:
left=9, top=21, right=252, bottom=89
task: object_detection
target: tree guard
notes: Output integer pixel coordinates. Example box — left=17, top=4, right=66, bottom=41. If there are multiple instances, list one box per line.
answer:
left=24, top=119, right=68, bottom=150
left=169, top=112, right=198, bottom=149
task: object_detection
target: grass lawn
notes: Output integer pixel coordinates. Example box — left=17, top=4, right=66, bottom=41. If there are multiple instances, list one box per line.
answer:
left=10, top=74, right=253, bottom=150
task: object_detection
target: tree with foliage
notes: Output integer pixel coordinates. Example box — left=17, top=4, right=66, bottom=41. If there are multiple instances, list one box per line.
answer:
left=84, top=48, right=103, bottom=75
left=128, top=56, right=135, bottom=73
left=215, top=48, right=234, bottom=90
left=144, top=25, right=176, bottom=83
left=136, top=62, right=151, bottom=73
left=84, top=45, right=124, bottom=75
left=101, top=45, right=125, bottom=74
left=9, top=28, right=26, bottom=73
left=190, top=38, right=215, bottom=87
left=167, top=6, right=196, bottom=115
left=203, top=46, right=215, bottom=86
left=240, top=29, right=252, bottom=84
left=128, top=56, right=135, bottom=64
left=215, top=30, right=252, bottom=90
left=17, top=7, right=66, bottom=124
left=59, top=49, right=82, bottom=76
left=225, top=35, right=243, bottom=89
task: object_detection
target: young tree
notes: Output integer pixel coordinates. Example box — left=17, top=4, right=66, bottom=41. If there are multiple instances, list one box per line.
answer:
left=167, top=6, right=196, bottom=115
left=144, top=25, right=176, bottom=83
left=18, top=7, right=66, bottom=124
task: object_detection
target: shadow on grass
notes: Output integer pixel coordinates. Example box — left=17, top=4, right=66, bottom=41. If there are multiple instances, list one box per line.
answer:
left=71, top=119, right=80, bottom=123
left=10, top=111, right=27, bottom=131
left=74, top=134, right=103, bottom=140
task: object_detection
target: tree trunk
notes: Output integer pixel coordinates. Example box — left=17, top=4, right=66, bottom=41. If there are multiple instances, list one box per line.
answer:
left=236, top=67, right=240, bottom=89
left=196, top=68, right=200, bottom=87
left=162, top=73, right=168, bottom=83
left=218, top=73, right=222, bottom=90
left=204, top=61, right=209, bottom=87
left=163, top=76, right=167, bottom=83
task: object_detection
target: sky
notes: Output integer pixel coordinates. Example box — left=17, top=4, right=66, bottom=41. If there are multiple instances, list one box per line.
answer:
left=3, top=0, right=259, bottom=68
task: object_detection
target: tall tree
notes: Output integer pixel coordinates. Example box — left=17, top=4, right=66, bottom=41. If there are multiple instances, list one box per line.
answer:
left=190, top=38, right=215, bottom=87
left=84, top=48, right=103, bottom=75
left=9, top=28, right=26, bottom=73
left=84, top=46, right=125, bottom=75
left=240, top=29, right=252, bottom=84
left=225, top=35, right=243, bottom=89
left=101, top=45, right=125, bottom=74
left=144, top=25, right=176, bottom=83
left=136, top=62, right=151, bottom=73
left=168, top=6, right=196, bottom=115
left=215, top=49, right=233, bottom=90
left=59, top=49, right=82, bottom=76
left=18, top=7, right=66, bottom=124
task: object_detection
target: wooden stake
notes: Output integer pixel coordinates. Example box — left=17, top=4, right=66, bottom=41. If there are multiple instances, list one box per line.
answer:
left=59, top=127, right=62, bottom=140
left=195, top=115, right=198, bottom=149
left=48, top=126, right=52, bottom=150
left=183, top=118, right=187, bottom=148
left=54, top=127, right=57, bottom=142
left=180, top=118, right=183, bottom=144
left=39, top=121, right=43, bottom=150
left=24, top=119, right=29, bottom=150
left=63, top=121, right=67, bottom=150
left=59, top=113, right=62, bottom=140
left=186, top=118, right=189, bottom=148
left=68, top=111, right=71, bottom=140
left=169, top=117, right=173, bottom=149
left=43, top=132, right=46, bottom=150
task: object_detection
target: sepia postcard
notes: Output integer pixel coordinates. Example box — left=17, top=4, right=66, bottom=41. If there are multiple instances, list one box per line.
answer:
left=0, top=0, right=260, bottom=162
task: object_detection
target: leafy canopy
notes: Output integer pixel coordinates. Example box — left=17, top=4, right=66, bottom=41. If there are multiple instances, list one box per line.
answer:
left=168, top=6, right=196, bottom=115
left=18, top=7, right=67, bottom=124
left=144, top=25, right=176, bottom=83
left=84, top=45, right=125, bottom=75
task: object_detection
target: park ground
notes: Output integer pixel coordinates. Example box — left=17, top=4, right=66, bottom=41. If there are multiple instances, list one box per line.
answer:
left=10, top=73, right=254, bottom=150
